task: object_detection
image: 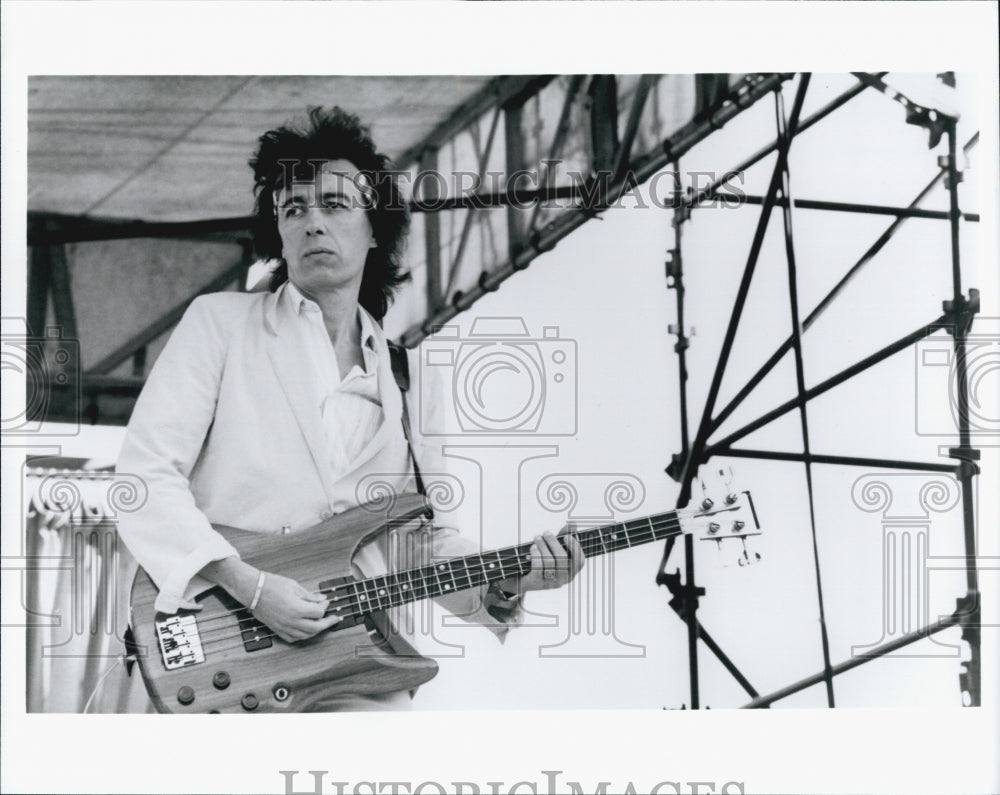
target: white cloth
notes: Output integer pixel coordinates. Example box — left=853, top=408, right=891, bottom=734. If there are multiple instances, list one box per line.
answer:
left=283, top=282, right=384, bottom=482
left=116, top=285, right=511, bottom=641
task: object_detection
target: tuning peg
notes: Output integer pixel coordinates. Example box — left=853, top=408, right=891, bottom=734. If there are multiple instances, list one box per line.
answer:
left=718, top=466, right=735, bottom=490
left=736, top=545, right=762, bottom=566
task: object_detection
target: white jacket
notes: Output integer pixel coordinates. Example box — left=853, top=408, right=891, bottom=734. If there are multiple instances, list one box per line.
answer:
left=116, top=286, right=508, bottom=636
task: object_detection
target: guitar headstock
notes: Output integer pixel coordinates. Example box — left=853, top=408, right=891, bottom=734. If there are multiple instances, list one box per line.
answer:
left=677, top=467, right=763, bottom=567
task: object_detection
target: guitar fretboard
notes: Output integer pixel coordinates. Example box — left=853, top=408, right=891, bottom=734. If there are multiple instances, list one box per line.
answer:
left=321, top=510, right=682, bottom=617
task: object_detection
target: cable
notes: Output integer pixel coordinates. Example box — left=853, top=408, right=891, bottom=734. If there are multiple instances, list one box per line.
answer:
left=82, top=656, right=128, bottom=714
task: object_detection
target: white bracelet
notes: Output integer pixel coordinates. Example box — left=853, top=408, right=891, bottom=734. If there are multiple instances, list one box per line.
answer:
left=248, top=571, right=266, bottom=612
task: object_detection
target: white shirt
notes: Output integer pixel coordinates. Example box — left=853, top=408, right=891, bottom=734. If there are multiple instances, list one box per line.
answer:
left=283, top=282, right=385, bottom=483
left=116, top=288, right=518, bottom=642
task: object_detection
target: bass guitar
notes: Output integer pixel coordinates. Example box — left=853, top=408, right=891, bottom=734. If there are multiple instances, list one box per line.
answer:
left=129, top=479, right=762, bottom=712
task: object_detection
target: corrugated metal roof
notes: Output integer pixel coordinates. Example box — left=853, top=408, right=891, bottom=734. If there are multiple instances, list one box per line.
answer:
left=28, top=75, right=495, bottom=221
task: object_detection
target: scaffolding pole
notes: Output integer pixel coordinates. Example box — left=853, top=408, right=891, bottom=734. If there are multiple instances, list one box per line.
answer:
left=658, top=72, right=982, bottom=708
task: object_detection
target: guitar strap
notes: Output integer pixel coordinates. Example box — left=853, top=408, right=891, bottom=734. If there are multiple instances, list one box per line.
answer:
left=387, top=341, right=426, bottom=497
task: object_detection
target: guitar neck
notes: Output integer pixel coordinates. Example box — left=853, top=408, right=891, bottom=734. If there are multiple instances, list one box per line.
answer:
left=326, top=510, right=683, bottom=617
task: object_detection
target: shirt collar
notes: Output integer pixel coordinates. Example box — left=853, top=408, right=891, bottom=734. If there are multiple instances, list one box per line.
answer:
left=284, top=279, right=318, bottom=314
left=357, top=304, right=378, bottom=354
left=283, top=280, right=377, bottom=352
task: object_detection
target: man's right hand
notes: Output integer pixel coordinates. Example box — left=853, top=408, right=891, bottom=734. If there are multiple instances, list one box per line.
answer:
left=249, top=572, right=341, bottom=642
left=200, top=556, right=340, bottom=643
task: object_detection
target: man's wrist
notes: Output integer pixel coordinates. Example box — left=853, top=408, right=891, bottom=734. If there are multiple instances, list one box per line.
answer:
left=200, top=556, right=259, bottom=606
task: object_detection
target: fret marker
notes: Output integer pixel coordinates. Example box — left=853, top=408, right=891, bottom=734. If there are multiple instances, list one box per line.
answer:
left=359, top=594, right=367, bottom=601
left=378, top=589, right=386, bottom=595
left=444, top=584, right=451, bottom=590
left=488, top=563, right=496, bottom=569
left=611, top=533, right=618, bottom=540
left=438, top=565, right=446, bottom=571
left=401, top=584, right=409, bottom=590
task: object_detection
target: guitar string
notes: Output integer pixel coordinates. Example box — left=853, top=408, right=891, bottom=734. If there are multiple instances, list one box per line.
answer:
left=172, top=519, right=687, bottom=658
left=185, top=515, right=682, bottom=637
left=179, top=549, right=542, bottom=648
left=183, top=526, right=684, bottom=659
left=176, top=517, right=685, bottom=653
left=172, top=548, right=537, bottom=646
left=185, top=541, right=549, bottom=636
left=184, top=528, right=680, bottom=659
left=183, top=514, right=684, bottom=637
left=312, top=518, right=685, bottom=607
left=174, top=518, right=685, bottom=655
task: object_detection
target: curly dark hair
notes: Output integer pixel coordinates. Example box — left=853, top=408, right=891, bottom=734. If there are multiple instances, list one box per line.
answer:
left=249, top=106, right=411, bottom=320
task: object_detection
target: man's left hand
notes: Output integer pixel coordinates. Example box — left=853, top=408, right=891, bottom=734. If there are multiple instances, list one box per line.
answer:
left=515, top=528, right=585, bottom=594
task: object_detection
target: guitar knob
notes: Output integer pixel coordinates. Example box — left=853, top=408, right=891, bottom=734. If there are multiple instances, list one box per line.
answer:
left=213, top=671, right=231, bottom=690
left=241, top=693, right=259, bottom=711
left=176, top=685, right=195, bottom=706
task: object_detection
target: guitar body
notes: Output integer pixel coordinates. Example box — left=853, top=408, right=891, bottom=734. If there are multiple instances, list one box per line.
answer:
left=129, top=479, right=762, bottom=713
left=129, top=493, right=439, bottom=713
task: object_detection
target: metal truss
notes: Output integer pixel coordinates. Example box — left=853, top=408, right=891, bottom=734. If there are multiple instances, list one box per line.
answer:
left=27, top=73, right=788, bottom=423
left=25, top=73, right=983, bottom=711
left=656, top=72, right=983, bottom=709
left=26, top=212, right=254, bottom=423
left=396, top=73, right=793, bottom=346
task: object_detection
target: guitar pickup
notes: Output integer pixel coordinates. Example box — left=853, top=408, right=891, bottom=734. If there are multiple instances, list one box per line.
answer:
left=237, top=609, right=273, bottom=652
left=207, top=590, right=274, bottom=652
left=318, top=576, right=363, bottom=630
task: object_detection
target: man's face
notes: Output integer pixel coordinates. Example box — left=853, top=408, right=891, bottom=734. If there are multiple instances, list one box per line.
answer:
left=275, top=158, right=377, bottom=299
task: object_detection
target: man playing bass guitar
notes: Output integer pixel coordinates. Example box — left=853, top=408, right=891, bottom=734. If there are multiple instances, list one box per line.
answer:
left=116, top=106, right=584, bottom=711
